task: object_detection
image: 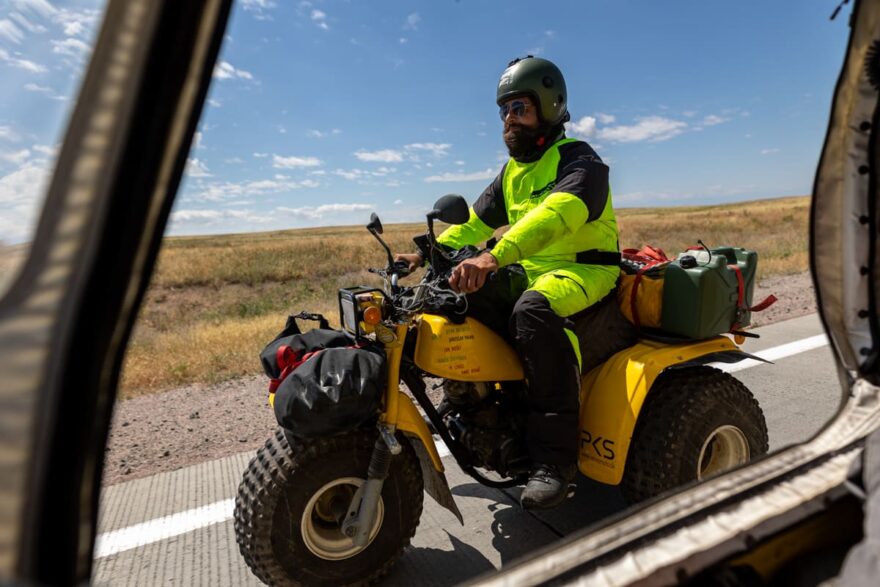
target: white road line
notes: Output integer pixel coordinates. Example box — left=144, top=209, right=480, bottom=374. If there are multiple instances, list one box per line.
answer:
left=96, top=498, right=235, bottom=558
left=714, top=334, right=829, bottom=373
left=95, top=331, right=831, bottom=559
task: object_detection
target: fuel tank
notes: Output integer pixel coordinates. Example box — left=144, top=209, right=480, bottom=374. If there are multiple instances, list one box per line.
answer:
left=414, top=314, right=524, bottom=381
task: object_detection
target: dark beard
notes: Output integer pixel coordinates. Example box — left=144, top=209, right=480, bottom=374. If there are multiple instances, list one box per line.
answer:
left=503, top=124, right=546, bottom=161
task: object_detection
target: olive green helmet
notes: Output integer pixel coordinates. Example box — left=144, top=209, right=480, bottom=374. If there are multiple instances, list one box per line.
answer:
left=496, top=56, right=570, bottom=125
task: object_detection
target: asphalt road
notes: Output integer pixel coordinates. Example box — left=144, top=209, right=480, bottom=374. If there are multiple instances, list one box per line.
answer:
left=93, top=313, right=840, bottom=586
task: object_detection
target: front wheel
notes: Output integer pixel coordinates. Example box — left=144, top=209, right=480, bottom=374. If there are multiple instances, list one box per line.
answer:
left=234, top=429, right=424, bottom=586
left=621, top=366, right=769, bottom=504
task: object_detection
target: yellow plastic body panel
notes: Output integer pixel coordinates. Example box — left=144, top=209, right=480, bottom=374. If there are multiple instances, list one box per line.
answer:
left=414, top=314, right=524, bottom=381
left=577, top=336, right=740, bottom=485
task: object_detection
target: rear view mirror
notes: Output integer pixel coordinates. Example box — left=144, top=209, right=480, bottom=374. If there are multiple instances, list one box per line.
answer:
left=367, top=212, right=383, bottom=234
left=430, top=194, right=469, bottom=225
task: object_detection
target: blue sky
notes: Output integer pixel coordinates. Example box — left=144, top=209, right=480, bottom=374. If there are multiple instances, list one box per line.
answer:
left=0, top=0, right=852, bottom=242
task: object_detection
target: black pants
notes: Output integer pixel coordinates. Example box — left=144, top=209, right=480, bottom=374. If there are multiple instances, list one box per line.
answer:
left=508, top=290, right=637, bottom=468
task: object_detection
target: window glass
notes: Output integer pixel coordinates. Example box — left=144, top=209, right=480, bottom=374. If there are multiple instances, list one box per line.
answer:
left=0, top=0, right=106, bottom=293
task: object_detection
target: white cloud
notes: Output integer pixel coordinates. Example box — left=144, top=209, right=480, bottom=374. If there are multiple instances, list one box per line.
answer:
left=23, top=82, right=50, bottom=92
left=0, top=126, right=19, bottom=141
left=761, top=148, right=780, bottom=155
left=192, top=131, right=204, bottom=150
left=242, top=0, right=276, bottom=7
left=0, top=48, right=46, bottom=72
left=597, top=116, right=687, bottom=143
left=425, top=168, right=497, bottom=183
left=0, top=159, right=50, bottom=243
left=171, top=208, right=270, bottom=226
left=333, top=167, right=397, bottom=181
left=1, top=149, right=31, bottom=165
left=334, top=168, right=364, bottom=181
left=454, top=160, right=465, bottom=166
left=241, top=0, right=277, bottom=18
left=354, top=149, right=404, bottom=163
left=52, top=8, right=100, bottom=37
left=208, top=98, right=222, bottom=108
left=272, top=154, right=322, bottom=168
left=310, top=9, right=328, bottom=29
left=253, top=152, right=269, bottom=158
left=394, top=199, right=403, bottom=204
left=567, top=116, right=596, bottom=138
left=0, top=19, right=24, bottom=43
left=597, top=113, right=616, bottom=124
left=31, top=144, right=56, bottom=157
left=701, top=114, right=727, bottom=126
left=51, top=37, right=91, bottom=60
left=404, top=13, right=420, bottom=30
left=189, top=176, right=318, bottom=202
left=405, top=142, right=451, bottom=157
left=276, top=203, right=372, bottom=219
left=213, top=61, right=253, bottom=80
left=399, top=37, right=407, bottom=44
left=614, top=184, right=757, bottom=205
left=185, top=158, right=211, bottom=178
left=12, top=0, right=57, bottom=19
left=9, top=12, right=47, bottom=33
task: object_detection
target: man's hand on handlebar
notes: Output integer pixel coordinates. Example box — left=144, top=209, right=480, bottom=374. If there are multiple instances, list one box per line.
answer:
left=393, top=252, right=423, bottom=275
left=449, top=251, right=498, bottom=294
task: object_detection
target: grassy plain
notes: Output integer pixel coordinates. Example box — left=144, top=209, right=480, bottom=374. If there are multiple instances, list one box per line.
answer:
left=120, top=195, right=810, bottom=397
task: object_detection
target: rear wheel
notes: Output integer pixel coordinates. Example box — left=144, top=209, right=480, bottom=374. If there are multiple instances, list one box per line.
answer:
left=620, top=366, right=768, bottom=503
left=234, top=428, right=424, bottom=586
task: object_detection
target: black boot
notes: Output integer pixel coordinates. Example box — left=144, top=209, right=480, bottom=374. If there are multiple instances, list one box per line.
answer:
left=520, top=463, right=576, bottom=510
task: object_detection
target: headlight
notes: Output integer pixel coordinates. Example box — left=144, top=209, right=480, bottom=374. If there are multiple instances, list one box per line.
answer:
left=338, top=287, right=386, bottom=337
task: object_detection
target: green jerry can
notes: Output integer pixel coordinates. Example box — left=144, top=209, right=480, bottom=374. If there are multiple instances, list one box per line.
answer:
left=660, top=247, right=758, bottom=340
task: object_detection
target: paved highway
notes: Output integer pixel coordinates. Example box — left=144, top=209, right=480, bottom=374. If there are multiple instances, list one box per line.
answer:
left=94, top=313, right=840, bottom=586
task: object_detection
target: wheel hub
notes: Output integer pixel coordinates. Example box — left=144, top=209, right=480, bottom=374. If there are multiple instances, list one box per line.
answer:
left=698, top=425, right=750, bottom=480
left=301, top=477, right=384, bottom=561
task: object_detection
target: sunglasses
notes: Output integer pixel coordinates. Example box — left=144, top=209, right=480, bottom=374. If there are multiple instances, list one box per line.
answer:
left=499, top=100, right=530, bottom=121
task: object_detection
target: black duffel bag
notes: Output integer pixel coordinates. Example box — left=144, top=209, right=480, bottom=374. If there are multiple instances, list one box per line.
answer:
left=273, top=345, right=386, bottom=438
left=260, top=312, right=354, bottom=379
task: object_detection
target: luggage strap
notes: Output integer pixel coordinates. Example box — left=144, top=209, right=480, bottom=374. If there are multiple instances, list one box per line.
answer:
left=727, top=264, right=778, bottom=332
left=576, top=249, right=623, bottom=266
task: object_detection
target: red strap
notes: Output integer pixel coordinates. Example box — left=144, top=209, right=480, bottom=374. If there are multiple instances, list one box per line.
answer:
left=276, top=345, right=298, bottom=370
left=622, top=245, right=669, bottom=267
left=750, top=294, right=778, bottom=313
left=728, top=264, right=778, bottom=331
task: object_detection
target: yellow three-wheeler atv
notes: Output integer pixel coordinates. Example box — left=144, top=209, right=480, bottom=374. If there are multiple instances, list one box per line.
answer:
left=233, top=195, right=769, bottom=587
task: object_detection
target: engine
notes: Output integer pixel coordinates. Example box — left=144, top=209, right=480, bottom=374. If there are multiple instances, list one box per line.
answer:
left=442, top=379, right=530, bottom=478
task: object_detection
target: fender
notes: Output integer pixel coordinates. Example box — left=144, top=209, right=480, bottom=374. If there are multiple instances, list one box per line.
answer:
left=396, top=393, right=464, bottom=524
left=577, top=336, right=759, bottom=485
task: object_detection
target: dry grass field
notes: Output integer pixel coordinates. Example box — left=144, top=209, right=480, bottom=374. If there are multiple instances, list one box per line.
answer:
left=119, top=195, right=809, bottom=398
